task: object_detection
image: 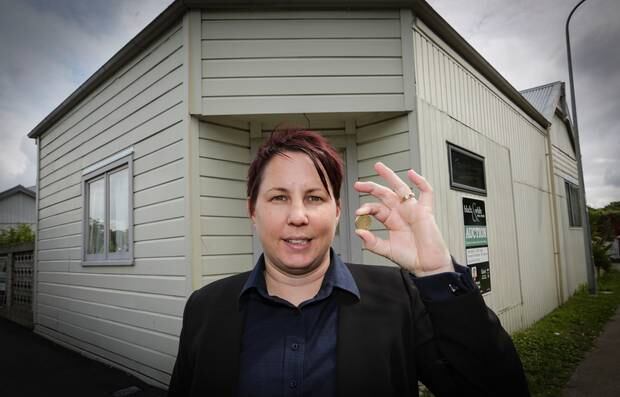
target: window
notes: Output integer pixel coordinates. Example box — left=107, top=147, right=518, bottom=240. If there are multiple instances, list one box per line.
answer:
left=82, top=154, right=133, bottom=265
left=447, top=143, right=487, bottom=195
left=565, top=181, right=582, bottom=227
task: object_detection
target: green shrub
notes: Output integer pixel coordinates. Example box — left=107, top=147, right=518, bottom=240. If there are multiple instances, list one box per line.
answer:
left=0, top=224, right=35, bottom=247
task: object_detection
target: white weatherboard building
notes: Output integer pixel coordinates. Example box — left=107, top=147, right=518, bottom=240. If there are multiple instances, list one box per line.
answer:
left=27, top=0, right=588, bottom=387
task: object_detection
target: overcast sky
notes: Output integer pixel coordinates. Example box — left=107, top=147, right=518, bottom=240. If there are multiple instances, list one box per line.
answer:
left=0, top=0, right=618, bottom=208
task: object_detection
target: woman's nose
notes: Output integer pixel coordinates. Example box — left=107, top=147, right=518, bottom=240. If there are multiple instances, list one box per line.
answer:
left=287, top=200, right=309, bottom=225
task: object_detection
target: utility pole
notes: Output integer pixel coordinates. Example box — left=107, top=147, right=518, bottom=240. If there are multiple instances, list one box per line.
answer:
left=566, top=0, right=596, bottom=294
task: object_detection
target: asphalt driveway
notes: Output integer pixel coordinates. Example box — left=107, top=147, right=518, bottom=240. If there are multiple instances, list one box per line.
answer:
left=0, top=316, right=166, bottom=397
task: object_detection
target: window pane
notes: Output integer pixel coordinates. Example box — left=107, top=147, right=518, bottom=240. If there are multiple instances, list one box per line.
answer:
left=109, top=168, right=129, bottom=254
left=565, top=182, right=582, bottom=227
left=571, top=185, right=582, bottom=226
left=450, top=147, right=486, bottom=192
left=87, top=178, right=105, bottom=255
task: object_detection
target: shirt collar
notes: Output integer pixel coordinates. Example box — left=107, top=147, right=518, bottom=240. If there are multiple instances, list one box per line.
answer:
left=239, top=248, right=360, bottom=303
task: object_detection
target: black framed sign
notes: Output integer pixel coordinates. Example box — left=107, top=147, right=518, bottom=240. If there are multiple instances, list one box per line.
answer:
left=463, top=198, right=491, bottom=293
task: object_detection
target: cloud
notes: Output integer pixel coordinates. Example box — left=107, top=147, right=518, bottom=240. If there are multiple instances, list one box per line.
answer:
left=604, top=165, right=620, bottom=188
left=0, top=0, right=172, bottom=192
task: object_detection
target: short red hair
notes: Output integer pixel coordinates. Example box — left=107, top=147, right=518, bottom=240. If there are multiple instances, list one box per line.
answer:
left=247, top=128, right=344, bottom=215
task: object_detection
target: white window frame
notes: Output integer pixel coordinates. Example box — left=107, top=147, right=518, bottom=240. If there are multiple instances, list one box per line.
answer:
left=82, top=154, right=134, bottom=266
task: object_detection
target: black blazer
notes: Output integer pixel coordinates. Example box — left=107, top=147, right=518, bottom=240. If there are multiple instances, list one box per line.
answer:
left=168, top=263, right=529, bottom=396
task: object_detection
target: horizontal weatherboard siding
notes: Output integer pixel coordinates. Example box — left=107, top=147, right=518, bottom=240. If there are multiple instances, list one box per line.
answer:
left=200, top=10, right=405, bottom=115
left=356, top=115, right=411, bottom=266
left=199, top=121, right=253, bottom=284
left=35, top=21, right=187, bottom=387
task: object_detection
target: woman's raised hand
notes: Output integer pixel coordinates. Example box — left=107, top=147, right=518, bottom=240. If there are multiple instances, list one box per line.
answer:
left=353, top=162, right=453, bottom=277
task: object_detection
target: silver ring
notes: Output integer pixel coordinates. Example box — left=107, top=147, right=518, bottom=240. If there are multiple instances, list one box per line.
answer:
left=401, top=192, right=415, bottom=203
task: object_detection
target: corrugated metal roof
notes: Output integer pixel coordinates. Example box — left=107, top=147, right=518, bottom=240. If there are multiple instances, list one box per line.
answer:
left=520, top=81, right=563, bottom=122
left=0, top=185, right=36, bottom=201
left=521, top=81, right=577, bottom=152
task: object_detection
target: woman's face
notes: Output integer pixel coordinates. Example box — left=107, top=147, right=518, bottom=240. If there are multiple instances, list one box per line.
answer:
left=251, top=151, right=340, bottom=276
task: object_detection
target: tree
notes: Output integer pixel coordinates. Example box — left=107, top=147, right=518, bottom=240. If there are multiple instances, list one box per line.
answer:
left=588, top=201, right=619, bottom=277
left=0, top=224, right=35, bottom=247
left=591, top=236, right=612, bottom=277
left=589, top=202, right=620, bottom=241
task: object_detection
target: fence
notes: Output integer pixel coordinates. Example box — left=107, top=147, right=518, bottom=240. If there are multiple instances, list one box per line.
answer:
left=0, top=243, right=34, bottom=328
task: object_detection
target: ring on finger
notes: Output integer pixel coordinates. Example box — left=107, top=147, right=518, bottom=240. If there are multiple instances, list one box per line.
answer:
left=401, top=192, right=415, bottom=203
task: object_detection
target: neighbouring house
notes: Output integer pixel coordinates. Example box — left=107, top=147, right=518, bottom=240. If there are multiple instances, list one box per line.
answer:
left=0, top=185, right=36, bottom=232
left=521, top=81, right=588, bottom=300
left=0, top=185, right=36, bottom=326
left=27, top=0, right=589, bottom=387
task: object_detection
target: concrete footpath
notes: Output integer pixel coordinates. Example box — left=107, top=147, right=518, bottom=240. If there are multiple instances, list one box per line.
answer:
left=562, top=306, right=620, bottom=397
left=0, top=316, right=166, bottom=397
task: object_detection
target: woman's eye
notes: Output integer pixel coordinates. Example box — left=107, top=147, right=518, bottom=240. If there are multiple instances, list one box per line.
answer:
left=271, top=195, right=287, bottom=201
left=308, top=195, right=324, bottom=202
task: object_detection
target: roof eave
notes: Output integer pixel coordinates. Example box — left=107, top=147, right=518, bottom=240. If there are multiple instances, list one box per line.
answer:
left=28, top=0, right=549, bottom=140
left=0, top=185, right=36, bottom=201
left=412, top=1, right=550, bottom=129
left=28, top=0, right=187, bottom=139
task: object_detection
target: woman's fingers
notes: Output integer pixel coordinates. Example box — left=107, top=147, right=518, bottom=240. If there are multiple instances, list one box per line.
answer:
left=406, top=169, right=433, bottom=209
left=375, top=162, right=413, bottom=200
left=355, top=202, right=391, bottom=224
left=354, top=180, right=399, bottom=207
left=355, top=229, right=392, bottom=260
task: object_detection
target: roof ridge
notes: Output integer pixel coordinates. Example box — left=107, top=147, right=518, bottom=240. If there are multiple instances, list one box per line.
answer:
left=520, top=80, right=563, bottom=93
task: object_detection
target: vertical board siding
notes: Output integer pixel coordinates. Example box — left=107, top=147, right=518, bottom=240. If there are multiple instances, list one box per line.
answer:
left=200, top=10, right=405, bottom=115
left=199, top=121, right=253, bottom=281
left=35, top=22, right=186, bottom=386
left=414, top=27, right=548, bottom=191
left=416, top=102, right=523, bottom=317
left=556, top=186, right=587, bottom=297
left=513, top=183, right=558, bottom=327
left=0, top=192, right=36, bottom=229
left=414, top=26, right=561, bottom=332
left=356, top=115, right=410, bottom=267
left=549, top=116, right=586, bottom=299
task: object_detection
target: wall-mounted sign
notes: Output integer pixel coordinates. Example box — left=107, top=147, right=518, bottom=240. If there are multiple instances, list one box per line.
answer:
left=463, top=198, right=491, bottom=293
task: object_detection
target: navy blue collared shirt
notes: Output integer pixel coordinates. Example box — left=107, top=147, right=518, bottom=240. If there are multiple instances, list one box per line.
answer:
left=237, top=250, right=474, bottom=397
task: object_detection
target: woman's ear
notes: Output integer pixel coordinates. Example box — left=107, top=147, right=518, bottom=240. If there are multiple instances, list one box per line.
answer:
left=247, top=198, right=255, bottom=223
left=335, top=199, right=341, bottom=220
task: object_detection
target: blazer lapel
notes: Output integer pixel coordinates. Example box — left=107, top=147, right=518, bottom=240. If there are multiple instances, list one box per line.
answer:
left=201, top=278, right=246, bottom=395
left=335, top=289, right=367, bottom=395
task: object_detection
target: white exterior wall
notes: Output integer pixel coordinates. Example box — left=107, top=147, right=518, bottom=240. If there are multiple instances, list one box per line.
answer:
left=0, top=192, right=36, bottom=230
left=413, top=21, right=557, bottom=331
left=198, top=113, right=412, bottom=271
left=35, top=21, right=187, bottom=386
left=356, top=115, right=412, bottom=266
left=549, top=114, right=587, bottom=299
left=199, top=121, right=253, bottom=285
left=200, top=10, right=406, bottom=115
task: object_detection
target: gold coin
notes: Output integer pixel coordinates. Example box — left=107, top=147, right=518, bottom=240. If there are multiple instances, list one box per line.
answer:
left=355, top=215, right=372, bottom=230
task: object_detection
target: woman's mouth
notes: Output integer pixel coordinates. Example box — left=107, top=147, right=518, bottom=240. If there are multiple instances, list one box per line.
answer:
left=283, top=238, right=312, bottom=246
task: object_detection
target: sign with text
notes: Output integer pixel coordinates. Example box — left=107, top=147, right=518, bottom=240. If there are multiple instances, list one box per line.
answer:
left=463, top=198, right=491, bottom=293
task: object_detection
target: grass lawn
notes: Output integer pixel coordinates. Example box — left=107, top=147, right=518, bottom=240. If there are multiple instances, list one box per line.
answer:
left=512, top=269, right=620, bottom=397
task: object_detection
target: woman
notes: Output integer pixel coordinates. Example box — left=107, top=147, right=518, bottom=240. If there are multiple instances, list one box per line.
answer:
left=168, top=128, right=529, bottom=396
